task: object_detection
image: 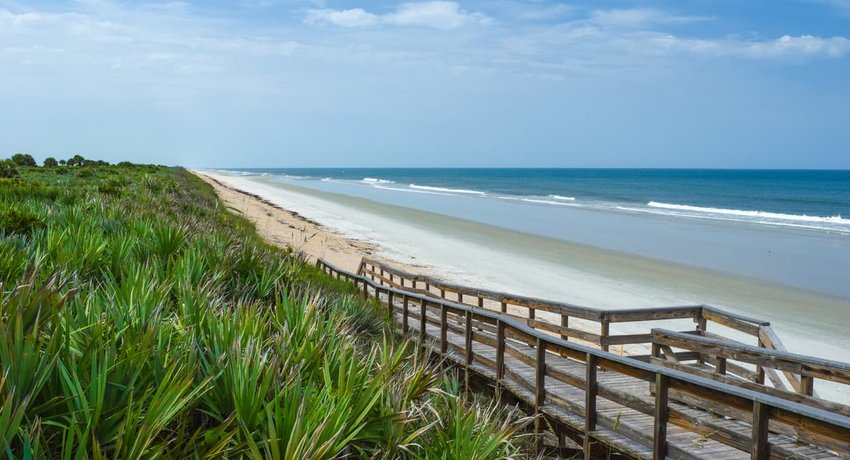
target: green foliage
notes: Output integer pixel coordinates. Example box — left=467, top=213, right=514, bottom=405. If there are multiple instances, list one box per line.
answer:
left=0, top=160, right=18, bottom=178
left=0, top=209, right=45, bottom=236
left=0, top=164, right=530, bottom=458
left=10, top=154, right=36, bottom=167
left=43, top=157, right=58, bottom=167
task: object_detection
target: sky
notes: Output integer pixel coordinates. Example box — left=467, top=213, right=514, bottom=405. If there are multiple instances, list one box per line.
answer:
left=1, top=0, right=849, bottom=168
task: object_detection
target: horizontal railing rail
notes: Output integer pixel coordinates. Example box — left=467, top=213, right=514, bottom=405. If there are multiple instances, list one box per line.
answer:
left=652, top=329, right=849, bottom=402
left=320, top=258, right=850, bottom=460
left=358, top=258, right=785, bottom=362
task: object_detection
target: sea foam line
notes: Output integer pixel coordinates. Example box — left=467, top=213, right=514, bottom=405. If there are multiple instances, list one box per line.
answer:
left=647, top=201, right=848, bottom=224
left=409, top=184, right=487, bottom=195
left=362, top=177, right=395, bottom=184
left=548, top=194, right=576, bottom=201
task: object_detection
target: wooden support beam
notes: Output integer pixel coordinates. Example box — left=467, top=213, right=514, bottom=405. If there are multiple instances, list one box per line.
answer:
left=440, top=304, right=448, bottom=354
left=584, top=353, right=598, bottom=460
left=465, top=310, right=474, bottom=366
left=536, top=337, right=546, bottom=407
left=403, top=296, right=409, bottom=333
left=653, top=374, right=669, bottom=460
left=751, top=402, right=770, bottom=460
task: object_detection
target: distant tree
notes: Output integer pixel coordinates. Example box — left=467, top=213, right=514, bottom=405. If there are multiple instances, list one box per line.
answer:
left=67, top=154, right=85, bottom=167
left=59, top=159, right=67, bottom=166
left=11, top=153, right=36, bottom=167
left=43, top=157, right=58, bottom=167
left=0, top=159, right=19, bottom=178
left=117, top=161, right=133, bottom=167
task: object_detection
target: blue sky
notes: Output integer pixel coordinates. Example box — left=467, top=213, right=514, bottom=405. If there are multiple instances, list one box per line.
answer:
left=1, top=0, right=849, bottom=168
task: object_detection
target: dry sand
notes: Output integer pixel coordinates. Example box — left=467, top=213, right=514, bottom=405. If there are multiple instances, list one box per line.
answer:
left=194, top=171, right=374, bottom=272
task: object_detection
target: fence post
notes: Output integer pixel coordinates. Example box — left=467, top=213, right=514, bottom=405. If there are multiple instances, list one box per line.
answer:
left=403, top=295, right=410, bottom=333
left=387, top=291, right=394, bottom=321
left=653, top=374, right=669, bottom=460
left=600, top=319, right=610, bottom=352
left=584, top=353, right=598, bottom=460
left=465, top=310, right=473, bottom=366
left=800, top=375, right=814, bottom=396
left=696, top=314, right=707, bottom=364
left=419, top=300, right=427, bottom=345
left=536, top=338, right=546, bottom=407
left=501, top=300, right=507, bottom=314
left=751, top=402, right=770, bottom=460
left=440, top=304, right=448, bottom=354
left=755, top=337, right=766, bottom=384
left=496, top=320, right=506, bottom=400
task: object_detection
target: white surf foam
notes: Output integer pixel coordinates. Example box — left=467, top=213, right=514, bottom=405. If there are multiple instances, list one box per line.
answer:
left=409, top=184, right=487, bottom=195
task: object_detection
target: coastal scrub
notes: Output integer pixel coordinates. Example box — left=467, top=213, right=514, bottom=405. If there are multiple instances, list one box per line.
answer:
left=0, top=163, right=531, bottom=458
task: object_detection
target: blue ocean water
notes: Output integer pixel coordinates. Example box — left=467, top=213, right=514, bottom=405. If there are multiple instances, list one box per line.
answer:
left=229, top=168, right=850, bottom=233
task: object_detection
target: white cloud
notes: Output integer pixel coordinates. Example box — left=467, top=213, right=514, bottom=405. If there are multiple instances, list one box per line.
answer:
left=305, top=1, right=490, bottom=29
left=384, top=1, right=490, bottom=28
left=305, top=8, right=378, bottom=27
left=741, top=34, right=850, bottom=58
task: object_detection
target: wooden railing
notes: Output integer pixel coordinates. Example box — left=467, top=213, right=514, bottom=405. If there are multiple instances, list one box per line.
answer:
left=319, top=258, right=850, bottom=460
left=651, top=329, right=850, bottom=407
left=358, top=258, right=788, bottom=374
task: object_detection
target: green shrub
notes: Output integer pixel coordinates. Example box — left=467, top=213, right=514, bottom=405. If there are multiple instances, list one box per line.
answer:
left=0, top=159, right=19, bottom=178
left=0, top=164, right=532, bottom=458
left=10, top=153, right=36, bottom=166
left=0, top=208, right=45, bottom=236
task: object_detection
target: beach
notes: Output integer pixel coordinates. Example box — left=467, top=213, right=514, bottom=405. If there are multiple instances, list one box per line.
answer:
left=196, top=169, right=850, bottom=385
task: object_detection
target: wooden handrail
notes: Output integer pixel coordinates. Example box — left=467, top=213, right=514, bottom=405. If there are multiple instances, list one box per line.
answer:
left=652, top=329, right=850, bottom=395
left=318, top=258, right=850, bottom=460
left=358, top=258, right=777, bottom=354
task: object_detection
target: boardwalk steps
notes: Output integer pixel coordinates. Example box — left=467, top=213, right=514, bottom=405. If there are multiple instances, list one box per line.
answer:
left=317, top=258, right=850, bottom=459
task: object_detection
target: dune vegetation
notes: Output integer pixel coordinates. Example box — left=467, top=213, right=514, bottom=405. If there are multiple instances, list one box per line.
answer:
left=0, top=162, right=532, bottom=459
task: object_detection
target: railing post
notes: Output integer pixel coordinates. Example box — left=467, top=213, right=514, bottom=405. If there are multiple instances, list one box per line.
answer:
left=478, top=297, right=483, bottom=308
left=600, top=319, right=610, bottom=352
left=403, top=295, right=410, bottom=333
left=584, top=353, right=598, bottom=460
left=387, top=290, right=394, bottom=320
left=751, top=401, right=770, bottom=460
left=465, top=310, right=473, bottom=366
left=800, top=375, right=814, bottom=396
left=561, top=315, right=569, bottom=342
left=716, top=357, right=727, bottom=375
left=535, top=337, right=547, bottom=455
left=440, top=304, right=448, bottom=354
left=440, top=288, right=445, bottom=299
left=755, top=337, right=766, bottom=384
left=496, top=320, right=506, bottom=398
left=419, top=300, right=427, bottom=345
left=535, top=338, right=546, bottom=407
left=501, top=300, right=507, bottom=314
left=362, top=279, right=368, bottom=298
left=696, top=314, right=707, bottom=364
left=653, top=374, right=669, bottom=460
left=458, top=292, right=463, bottom=304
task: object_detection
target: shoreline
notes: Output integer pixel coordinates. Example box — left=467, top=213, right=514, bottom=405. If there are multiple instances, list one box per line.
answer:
left=195, top=170, right=850, bottom=400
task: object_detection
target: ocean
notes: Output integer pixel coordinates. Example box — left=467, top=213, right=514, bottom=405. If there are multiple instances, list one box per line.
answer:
left=228, top=168, right=850, bottom=234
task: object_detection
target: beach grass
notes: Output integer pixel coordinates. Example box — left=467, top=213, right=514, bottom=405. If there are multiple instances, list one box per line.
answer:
left=0, top=164, right=532, bottom=458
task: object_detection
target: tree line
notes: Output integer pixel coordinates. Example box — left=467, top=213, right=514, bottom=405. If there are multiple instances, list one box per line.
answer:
left=1, top=153, right=114, bottom=178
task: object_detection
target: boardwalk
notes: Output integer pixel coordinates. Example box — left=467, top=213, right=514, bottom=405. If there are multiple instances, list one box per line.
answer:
left=317, top=258, right=850, bottom=460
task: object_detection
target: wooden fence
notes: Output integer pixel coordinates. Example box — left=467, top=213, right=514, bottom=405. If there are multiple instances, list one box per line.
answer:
left=319, top=258, right=850, bottom=460
left=358, top=258, right=807, bottom=394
